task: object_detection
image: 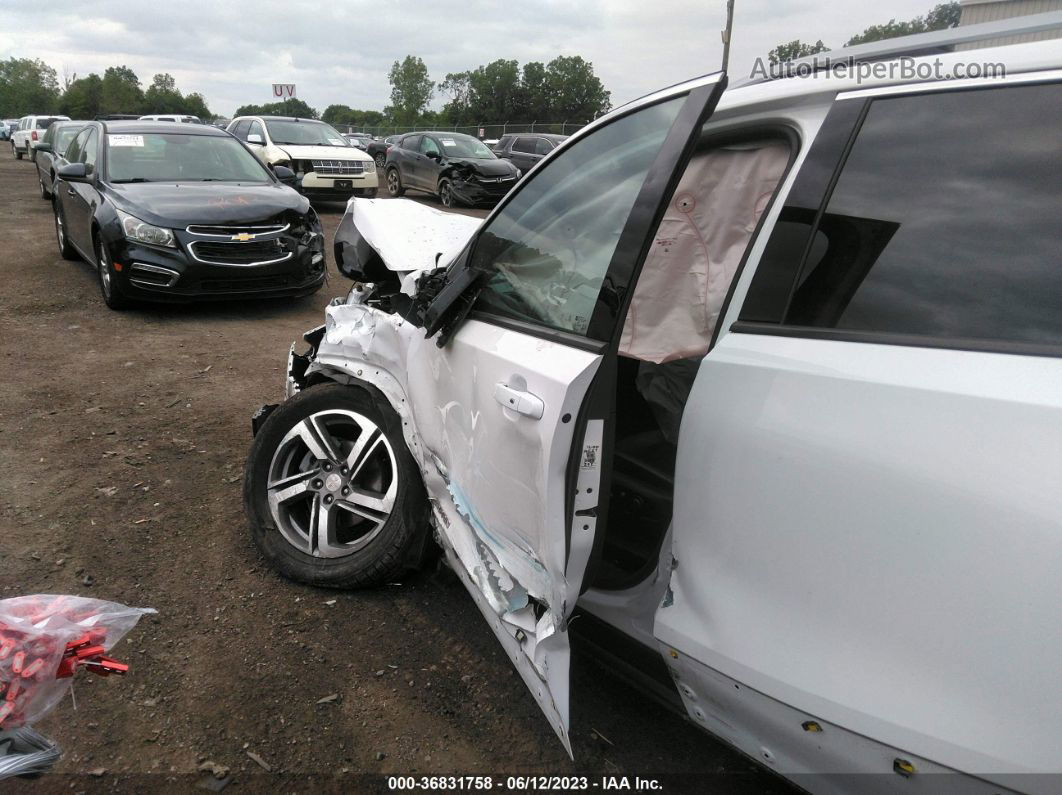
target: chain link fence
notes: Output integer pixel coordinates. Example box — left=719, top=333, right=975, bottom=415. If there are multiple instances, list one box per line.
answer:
left=337, top=121, right=589, bottom=139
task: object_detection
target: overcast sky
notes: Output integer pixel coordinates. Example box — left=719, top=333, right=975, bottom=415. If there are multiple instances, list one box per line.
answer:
left=0, top=0, right=944, bottom=118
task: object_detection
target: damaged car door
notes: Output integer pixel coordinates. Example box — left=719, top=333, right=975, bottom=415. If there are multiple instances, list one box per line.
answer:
left=406, top=75, right=726, bottom=752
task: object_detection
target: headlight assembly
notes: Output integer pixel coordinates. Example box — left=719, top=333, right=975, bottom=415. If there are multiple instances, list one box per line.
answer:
left=116, top=209, right=176, bottom=248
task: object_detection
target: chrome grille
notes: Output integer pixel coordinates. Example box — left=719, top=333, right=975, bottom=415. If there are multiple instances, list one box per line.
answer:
left=311, top=159, right=366, bottom=176
left=186, top=223, right=289, bottom=237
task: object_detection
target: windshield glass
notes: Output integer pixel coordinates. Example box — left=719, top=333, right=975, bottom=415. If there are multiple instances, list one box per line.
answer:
left=56, top=126, right=80, bottom=154
left=437, top=134, right=494, bottom=159
left=105, top=132, right=271, bottom=183
left=264, top=120, right=349, bottom=147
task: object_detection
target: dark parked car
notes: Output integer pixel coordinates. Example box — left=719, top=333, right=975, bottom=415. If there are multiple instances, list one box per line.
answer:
left=343, top=132, right=373, bottom=150
left=52, top=121, right=325, bottom=309
left=34, top=120, right=88, bottom=199
left=491, top=132, right=567, bottom=173
left=384, top=131, right=521, bottom=208
left=366, top=134, right=400, bottom=169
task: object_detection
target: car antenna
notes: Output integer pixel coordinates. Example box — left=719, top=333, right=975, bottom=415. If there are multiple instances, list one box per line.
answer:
left=721, top=0, right=735, bottom=75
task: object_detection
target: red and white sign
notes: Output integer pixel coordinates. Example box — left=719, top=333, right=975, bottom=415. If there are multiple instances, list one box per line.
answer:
left=272, top=84, right=297, bottom=99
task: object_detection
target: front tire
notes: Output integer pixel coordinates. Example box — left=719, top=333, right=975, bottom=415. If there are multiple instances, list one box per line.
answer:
left=386, top=167, right=405, bottom=198
left=244, top=383, right=429, bottom=589
left=96, top=236, right=132, bottom=309
left=39, top=173, right=50, bottom=200
left=438, top=178, right=456, bottom=208
left=14, top=143, right=22, bottom=160
left=54, top=203, right=77, bottom=261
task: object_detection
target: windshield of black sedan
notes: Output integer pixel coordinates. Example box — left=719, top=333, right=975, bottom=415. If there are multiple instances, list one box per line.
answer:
left=437, top=135, right=495, bottom=159
left=105, top=133, right=271, bottom=183
left=265, top=120, right=349, bottom=147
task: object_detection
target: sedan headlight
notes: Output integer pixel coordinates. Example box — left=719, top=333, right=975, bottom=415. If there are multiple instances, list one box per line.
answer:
left=116, top=209, right=176, bottom=248
left=364, top=160, right=376, bottom=173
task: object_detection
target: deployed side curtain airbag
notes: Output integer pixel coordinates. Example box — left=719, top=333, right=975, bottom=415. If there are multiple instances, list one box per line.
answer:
left=619, top=140, right=789, bottom=363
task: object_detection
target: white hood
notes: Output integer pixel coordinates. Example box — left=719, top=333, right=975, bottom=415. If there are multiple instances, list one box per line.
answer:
left=277, top=144, right=373, bottom=162
left=345, top=197, right=482, bottom=293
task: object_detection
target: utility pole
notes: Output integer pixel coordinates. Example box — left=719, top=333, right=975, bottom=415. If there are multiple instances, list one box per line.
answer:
left=721, top=0, right=736, bottom=74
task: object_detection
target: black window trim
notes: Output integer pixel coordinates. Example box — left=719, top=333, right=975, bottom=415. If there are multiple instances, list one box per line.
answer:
left=732, top=79, right=1062, bottom=359
left=730, top=321, right=1062, bottom=359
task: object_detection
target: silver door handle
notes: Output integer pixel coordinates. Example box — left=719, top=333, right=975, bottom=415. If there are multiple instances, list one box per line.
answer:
left=493, top=382, right=544, bottom=419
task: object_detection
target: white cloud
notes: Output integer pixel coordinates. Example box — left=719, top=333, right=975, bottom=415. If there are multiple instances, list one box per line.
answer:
left=0, top=0, right=941, bottom=117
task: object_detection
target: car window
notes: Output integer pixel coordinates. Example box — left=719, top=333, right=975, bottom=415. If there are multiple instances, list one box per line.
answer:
left=470, top=96, right=685, bottom=336
left=420, top=137, right=440, bottom=156
left=65, top=128, right=89, bottom=164
left=80, top=129, right=99, bottom=174
left=747, top=83, right=1062, bottom=349
left=513, top=137, right=536, bottom=154
left=264, top=119, right=348, bottom=147
left=535, top=138, right=554, bottom=155
left=402, top=135, right=421, bottom=151
left=231, top=120, right=250, bottom=140
left=56, top=126, right=80, bottom=155
left=248, top=120, right=265, bottom=141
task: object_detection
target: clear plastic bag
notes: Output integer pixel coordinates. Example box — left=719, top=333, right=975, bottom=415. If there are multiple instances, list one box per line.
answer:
left=0, top=595, right=155, bottom=729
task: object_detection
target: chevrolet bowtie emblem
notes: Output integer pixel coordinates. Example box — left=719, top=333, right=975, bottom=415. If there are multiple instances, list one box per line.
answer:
left=231, top=232, right=255, bottom=242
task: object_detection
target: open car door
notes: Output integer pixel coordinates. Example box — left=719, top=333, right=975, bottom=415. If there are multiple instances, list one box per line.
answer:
left=408, top=74, right=726, bottom=754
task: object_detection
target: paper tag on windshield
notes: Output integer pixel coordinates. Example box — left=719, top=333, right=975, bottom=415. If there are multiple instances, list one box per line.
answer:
left=328, top=138, right=345, bottom=146
left=109, top=135, right=144, bottom=147
left=441, top=138, right=457, bottom=147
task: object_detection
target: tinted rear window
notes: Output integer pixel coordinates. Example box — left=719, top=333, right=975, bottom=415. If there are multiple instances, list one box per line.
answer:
left=747, top=82, right=1062, bottom=349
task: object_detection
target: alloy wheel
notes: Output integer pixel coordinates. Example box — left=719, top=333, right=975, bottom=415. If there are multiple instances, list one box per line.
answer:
left=266, top=409, right=397, bottom=558
left=439, top=181, right=453, bottom=208
left=54, top=208, right=64, bottom=251
left=98, top=240, right=113, bottom=299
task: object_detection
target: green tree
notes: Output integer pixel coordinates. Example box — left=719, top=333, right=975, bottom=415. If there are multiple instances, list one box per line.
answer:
left=183, top=92, right=212, bottom=119
left=0, top=57, right=60, bottom=116
left=234, top=98, right=318, bottom=119
left=467, top=59, right=522, bottom=123
left=387, top=55, right=433, bottom=126
left=143, top=73, right=184, bottom=114
left=59, top=73, right=103, bottom=118
left=520, top=61, right=549, bottom=121
left=767, top=39, right=829, bottom=65
left=543, top=56, right=610, bottom=122
left=438, top=71, right=472, bottom=125
left=846, top=2, right=961, bottom=45
left=100, top=65, right=144, bottom=115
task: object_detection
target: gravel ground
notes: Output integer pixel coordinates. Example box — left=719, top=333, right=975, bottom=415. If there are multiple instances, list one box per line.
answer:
left=0, top=148, right=788, bottom=793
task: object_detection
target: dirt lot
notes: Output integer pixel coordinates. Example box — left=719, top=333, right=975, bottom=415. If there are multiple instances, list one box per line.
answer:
left=0, top=150, right=784, bottom=792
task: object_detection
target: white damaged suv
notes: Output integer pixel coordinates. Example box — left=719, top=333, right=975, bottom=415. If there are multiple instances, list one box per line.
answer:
left=243, top=17, right=1062, bottom=795
left=227, top=115, right=377, bottom=200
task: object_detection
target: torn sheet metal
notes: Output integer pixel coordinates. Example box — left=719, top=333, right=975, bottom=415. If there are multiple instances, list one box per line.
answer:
left=301, top=283, right=601, bottom=756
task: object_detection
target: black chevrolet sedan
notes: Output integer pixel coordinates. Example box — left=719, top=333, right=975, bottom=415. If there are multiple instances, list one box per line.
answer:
left=384, top=131, right=520, bottom=208
left=52, top=121, right=325, bottom=309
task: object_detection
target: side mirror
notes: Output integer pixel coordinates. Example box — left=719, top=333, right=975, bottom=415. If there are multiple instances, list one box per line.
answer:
left=273, top=165, right=297, bottom=186
left=426, top=151, right=441, bottom=161
left=58, top=162, right=88, bottom=182
left=35, top=142, right=52, bottom=153
left=247, top=133, right=264, bottom=145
